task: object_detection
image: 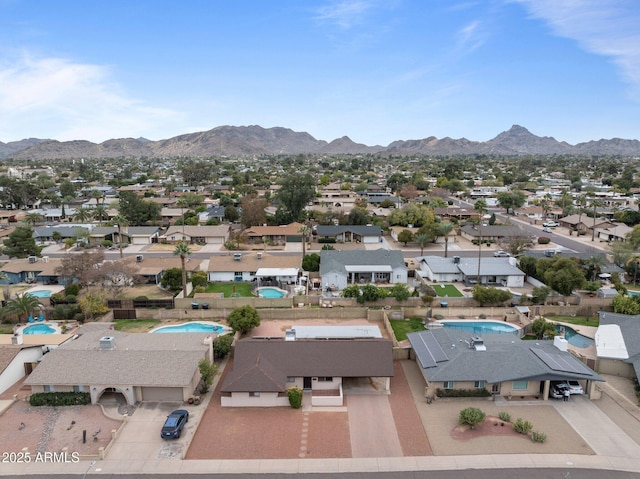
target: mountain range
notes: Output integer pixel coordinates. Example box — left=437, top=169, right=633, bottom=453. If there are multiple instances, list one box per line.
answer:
left=1, top=124, right=639, bottom=160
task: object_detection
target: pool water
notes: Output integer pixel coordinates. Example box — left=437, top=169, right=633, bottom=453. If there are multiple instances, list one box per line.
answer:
left=27, top=290, right=52, bottom=298
left=556, top=325, right=594, bottom=348
left=23, top=324, right=56, bottom=334
left=439, top=320, right=519, bottom=335
left=257, top=287, right=286, bottom=298
left=153, top=323, right=227, bottom=334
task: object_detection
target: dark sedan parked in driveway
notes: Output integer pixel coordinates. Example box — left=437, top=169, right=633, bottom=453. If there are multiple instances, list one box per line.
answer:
left=161, top=409, right=189, bottom=439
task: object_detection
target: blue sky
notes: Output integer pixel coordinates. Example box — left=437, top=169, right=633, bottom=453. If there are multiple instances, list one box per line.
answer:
left=0, top=0, right=639, bottom=146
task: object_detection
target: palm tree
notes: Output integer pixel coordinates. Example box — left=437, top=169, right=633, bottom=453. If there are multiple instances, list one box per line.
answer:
left=438, top=222, right=454, bottom=258
left=590, top=198, right=602, bottom=242
left=112, top=214, right=129, bottom=258
left=73, top=207, right=94, bottom=223
left=5, top=293, right=42, bottom=323
left=93, top=205, right=108, bottom=226
left=586, top=254, right=607, bottom=281
left=414, top=233, right=430, bottom=256
left=474, top=199, right=487, bottom=285
left=298, top=224, right=310, bottom=261
left=24, top=212, right=43, bottom=227
left=177, top=197, right=189, bottom=237
left=174, top=241, right=192, bottom=297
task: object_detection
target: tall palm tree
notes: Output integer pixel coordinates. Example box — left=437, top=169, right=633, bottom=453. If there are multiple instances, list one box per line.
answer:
left=298, top=224, right=310, bottom=261
left=177, top=197, right=189, bottom=237
left=414, top=233, right=430, bottom=256
left=73, top=207, right=94, bottom=223
left=474, top=199, right=487, bottom=285
left=93, top=205, right=108, bottom=226
left=5, top=293, right=42, bottom=323
left=112, top=214, right=129, bottom=258
left=590, top=198, right=602, bottom=242
left=438, top=222, right=454, bottom=258
left=586, top=254, right=607, bottom=281
left=174, top=241, right=192, bottom=297
left=24, top=212, right=43, bottom=227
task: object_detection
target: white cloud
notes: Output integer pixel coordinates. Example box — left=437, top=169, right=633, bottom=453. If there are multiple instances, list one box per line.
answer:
left=456, top=19, right=486, bottom=53
left=314, top=0, right=377, bottom=29
left=0, top=55, right=181, bottom=142
left=512, top=0, right=640, bottom=89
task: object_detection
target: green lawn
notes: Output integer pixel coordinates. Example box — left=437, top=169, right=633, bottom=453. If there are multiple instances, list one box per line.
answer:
left=433, top=284, right=464, bottom=298
left=113, top=319, right=161, bottom=332
left=205, top=283, right=254, bottom=297
left=545, top=315, right=599, bottom=327
left=390, top=317, right=426, bottom=341
left=0, top=324, right=14, bottom=334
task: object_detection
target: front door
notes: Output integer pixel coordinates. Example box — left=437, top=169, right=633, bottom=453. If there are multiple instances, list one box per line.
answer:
left=303, top=377, right=312, bottom=389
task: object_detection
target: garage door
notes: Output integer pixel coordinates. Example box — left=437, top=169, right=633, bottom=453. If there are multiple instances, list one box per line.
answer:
left=141, top=387, right=184, bottom=402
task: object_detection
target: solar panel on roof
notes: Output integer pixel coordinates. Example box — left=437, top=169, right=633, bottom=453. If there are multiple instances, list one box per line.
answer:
left=531, top=348, right=593, bottom=375
left=421, top=331, right=449, bottom=363
left=409, top=331, right=448, bottom=369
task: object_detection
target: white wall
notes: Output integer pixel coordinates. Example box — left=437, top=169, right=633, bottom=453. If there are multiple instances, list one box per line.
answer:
left=0, top=347, right=43, bottom=395
left=221, top=392, right=289, bottom=407
left=505, top=275, right=525, bottom=288
left=209, top=272, right=236, bottom=282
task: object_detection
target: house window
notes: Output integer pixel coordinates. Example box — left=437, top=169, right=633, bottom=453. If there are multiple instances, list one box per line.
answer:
left=512, top=380, right=528, bottom=391
left=443, top=381, right=454, bottom=389
left=249, top=392, right=260, bottom=397
left=43, top=385, right=54, bottom=392
left=73, top=386, right=84, bottom=392
left=234, top=272, right=243, bottom=277
left=317, top=377, right=333, bottom=382
left=286, top=377, right=295, bottom=383
left=491, top=384, right=500, bottom=393
left=474, top=381, right=485, bottom=389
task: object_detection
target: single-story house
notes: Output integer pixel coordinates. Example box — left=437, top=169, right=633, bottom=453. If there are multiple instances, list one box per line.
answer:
left=558, top=214, right=610, bottom=234
left=124, top=255, right=203, bottom=284
left=161, top=225, right=230, bottom=244
left=407, top=328, right=603, bottom=400
left=199, top=205, right=226, bottom=224
left=32, top=226, right=88, bottom=244
left=242, top=222, right=305, bottom=246
left=29, top=208, right=78, bottom=224
left=0, top=256, right=63, bottom=285
left=220, top=337, right=393, bottom=407
left=433, top=207, right=478, bottom=221
left=316, top=225, right=382, bottom=244
left=416, top=256, right=525, bottom=287
left=459, top=225, right=525, bottom=243
left=88, top=226, right=118, bottom=246
left=595, top=311, right=640, bottom=379
left=124, top=226, right=162, bottom=245
left=25, top=324, right=213, bottom=405
left=207, top=252, right=300, bottom=284
left=319, top=249, right=407, bottom=290
left=160, top=207, right=185, bottom=226
left=595, top=222, right=633, bottom=243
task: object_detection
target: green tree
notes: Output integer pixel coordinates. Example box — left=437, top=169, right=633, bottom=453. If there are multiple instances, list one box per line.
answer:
left=112, top=214, right=129, bottom=258
left=389, top=283, right=410, bottom=302
left=4, top=293, right=42, bottom=323
left=438, top=222, right=454, bottom=258
left=213, top=334, right=233, bottom=360
left=398, top=229, right=414, bottom=246
left=3, top=226, right=40, bottom=258
left=73, top=208, right=94, bottom=223
left=414, top=233, right=430, bottom=256
left=472, top=285, right=511, bottom=306
left=275, top=173, right=316, bottom=223
left=118, top=191, right=161, bottom=225
left=78, top=292, right=109, bottom=321
left=459, top=407, right=486, bottom=429
left=160, top=267, right=183, bottom=290
left=531, top=286, right=552, bottom=305
left=531, top=317, right=557, bottom=340
left=347, top=207, right=370, bottom=225
left=24, top=212, right=43, bottom=226
left=227, top=305, right=260, bottom=334
left=198, top=358, right=219, bottom=394
left=191, top=271, right=208, bottom=288
left=518, top=256, right=538, bottom=278
left=342, top=285, right=362, bottom=302
left=612, top=294, right=640, bottom=315
left=224, top=205, right=239, bottom=223
left=539, top=257, right=586, bottom=299
left=173, top=241, right=192, bottom=296
left=496, top=190, right=525, bottom=215
left=302, top=253, right=320, bottom=272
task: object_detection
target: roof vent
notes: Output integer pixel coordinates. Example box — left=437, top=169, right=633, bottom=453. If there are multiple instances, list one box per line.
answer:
left=136, top=255, right=144, bottom=262
left=453, top=256, right=460, bottom=263
left=233, top=253, right=242, bottom=261
left=28, top=256, right=38, bottom=263
left=42, top=256, right=49, bottom=263
left=256, top=252, right=263, bottom=259
left=99, top=336, right=115, bottom=350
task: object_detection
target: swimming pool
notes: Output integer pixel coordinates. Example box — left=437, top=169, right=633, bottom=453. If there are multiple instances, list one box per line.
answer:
left=152, top=322, right=228, bottom=334
left=256, top=287, right=287, bottom=298
left=556, top=325, right=594, bottom=348
left=23, top=324, right=56, bottom=334
left=27, top=290, right=52, bottom=298
left=438, top=320, right=519, bottom=335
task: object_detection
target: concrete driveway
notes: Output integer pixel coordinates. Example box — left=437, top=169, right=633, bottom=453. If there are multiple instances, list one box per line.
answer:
left=347, top=395, right=402, bottom=457
left=106, top=401, right=201, bottom=463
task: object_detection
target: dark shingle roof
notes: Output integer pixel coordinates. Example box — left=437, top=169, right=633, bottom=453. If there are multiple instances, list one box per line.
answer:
left=319, top=249, right=406, bottom=276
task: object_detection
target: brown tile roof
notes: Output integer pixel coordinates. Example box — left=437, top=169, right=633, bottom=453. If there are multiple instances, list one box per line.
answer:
left=243, top=222, right=304, bottom=237
left=221, top=338, right=394, bottom=393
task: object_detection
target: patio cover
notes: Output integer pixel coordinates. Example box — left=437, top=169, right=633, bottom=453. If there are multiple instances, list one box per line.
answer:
left=344, top=265, right=393, bottom=273
left=255, top=267, right=299, bottom=277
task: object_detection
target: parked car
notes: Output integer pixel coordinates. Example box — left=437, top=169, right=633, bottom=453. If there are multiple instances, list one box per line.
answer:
left=161, top=409, right=189, bottom=439
left=552, top=380, right=584, bottom=395
left=493, top=250, right=511, bottom=257
left=542, top=227, right=553, bottom=233
left=543, top=221, right=559, bottom=227
left=549, top=384, right=568, bottom=399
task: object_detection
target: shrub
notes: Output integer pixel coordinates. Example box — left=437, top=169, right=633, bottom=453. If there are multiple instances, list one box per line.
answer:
left=213, top=334, right=234, bottom=359
left=458, top=315, right=465, bottom=319
left=498, top=411, right=511, bottom=422
left=531, top=431, right=547, bottom=443
left=65, top=283, right=80, bottom=296
left=421, top=295, right=434, bottom=305
left=537, top=236, right=551, bottom=244
left=287, top=387, right=303, bottom=409
left=459, top=407, right=486, bottom=429
left=318, top=237, right=336, bottom=243
left=513, top=418, right=533, bottom=435
left=193, top=286, right=206, bottom=294
left=102, top=239, right=113, bottom=248
left=479, top=314, right=487, bottom=319
left=436, top=388, right=492, bottom=398
left=30, top=392, right=90, bottom=406
left=433, top=314, right=444, bottom=320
